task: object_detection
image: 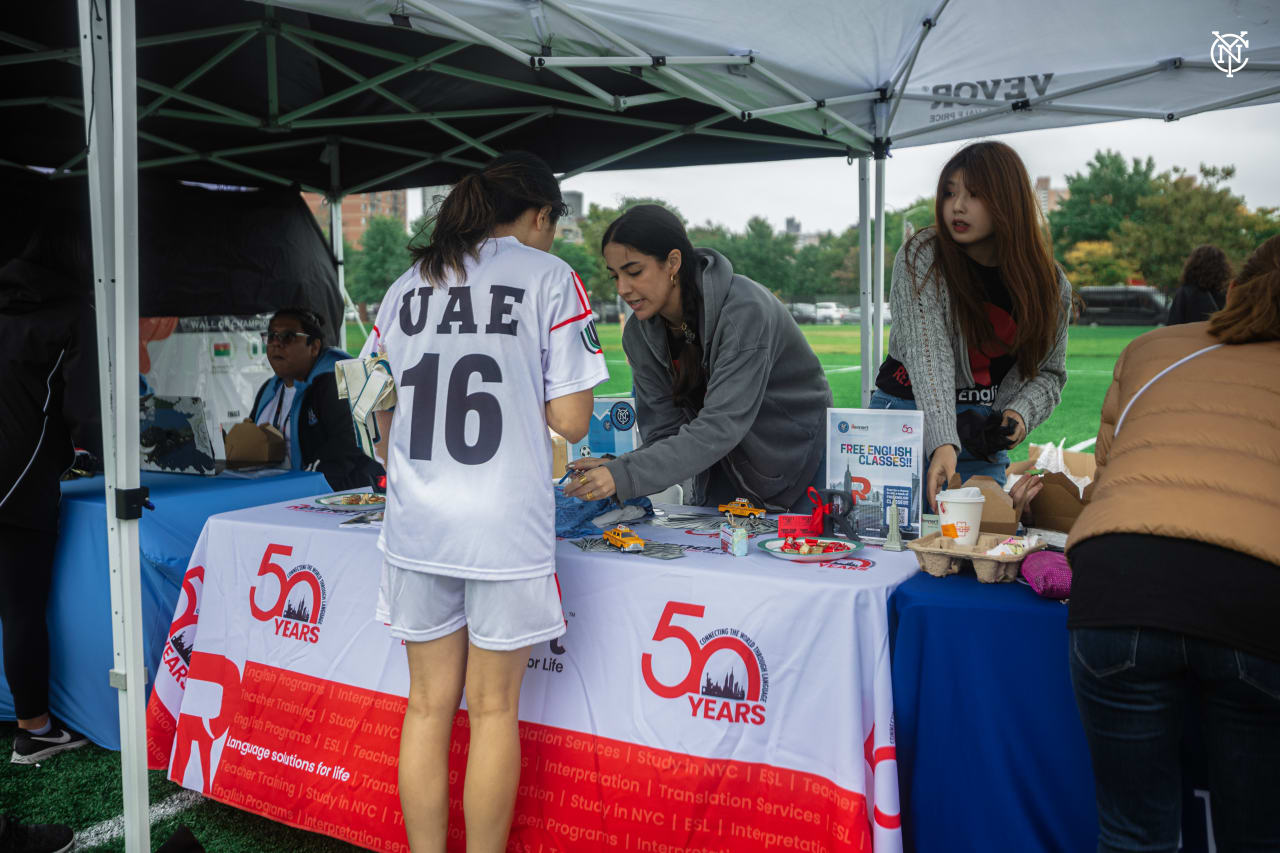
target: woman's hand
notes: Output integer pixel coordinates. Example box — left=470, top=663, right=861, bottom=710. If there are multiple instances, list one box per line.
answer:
left=926, top=444, right=958, bottom=514
left=1001, top=410, right=1027, bottom=448
left=1008, top=473, right=1043, bottom=524
left=563, top=458, right=617, bottom=502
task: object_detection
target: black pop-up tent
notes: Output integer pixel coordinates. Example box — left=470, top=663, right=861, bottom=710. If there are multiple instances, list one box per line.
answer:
left=2, top=2, right=1276, bottom=849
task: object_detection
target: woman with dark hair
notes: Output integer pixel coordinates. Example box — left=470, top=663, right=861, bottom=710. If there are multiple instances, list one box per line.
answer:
left=363, top=151, right=604, bottom=853
left=250, top=307, right=383, bottom=490
left=562, top=204, right=831, bottom=512
left=1066, top=233, right=1280, bottom=852
left=1167, top=243, right=1231, bottom=325
left=871, top=141, right=1072, bottom=511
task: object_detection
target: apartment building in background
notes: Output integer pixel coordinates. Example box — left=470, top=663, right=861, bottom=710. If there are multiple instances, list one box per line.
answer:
left=1035, top=176, right=1069, bottom=215
left=302, top=190, right=407, bottom=249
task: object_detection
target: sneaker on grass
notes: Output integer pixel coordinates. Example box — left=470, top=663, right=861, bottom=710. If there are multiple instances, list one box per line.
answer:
left=0, top=813, right=74, bottom=853
left=10, top=722, right=89, bottom=765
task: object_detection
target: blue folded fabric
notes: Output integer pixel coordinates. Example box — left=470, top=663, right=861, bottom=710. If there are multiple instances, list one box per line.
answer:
left=555, top=487, right=652, bottom=538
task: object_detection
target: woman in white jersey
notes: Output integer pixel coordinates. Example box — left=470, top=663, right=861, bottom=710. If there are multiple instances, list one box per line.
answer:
left=365, top=152, right=607, bottom=852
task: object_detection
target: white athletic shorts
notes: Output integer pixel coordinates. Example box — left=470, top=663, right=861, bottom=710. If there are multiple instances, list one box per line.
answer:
left=376, top=561, right=566, bottom=651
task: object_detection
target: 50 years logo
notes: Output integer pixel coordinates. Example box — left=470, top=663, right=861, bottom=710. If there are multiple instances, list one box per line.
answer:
left=641, top=602, right=769, bottom=725
left=249, top=544, right=327, bottom=644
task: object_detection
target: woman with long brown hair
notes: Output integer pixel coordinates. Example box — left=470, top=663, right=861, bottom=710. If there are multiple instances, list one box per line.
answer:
left=1066, top=234, right=1280, bottom=851
left=872, top=141, right=1072, bottom=511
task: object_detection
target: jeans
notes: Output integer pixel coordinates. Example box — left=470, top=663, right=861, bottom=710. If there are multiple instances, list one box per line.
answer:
left=867, top=390, right=1009, bottom=485
left=1070, top=627, right=1280, bottom=853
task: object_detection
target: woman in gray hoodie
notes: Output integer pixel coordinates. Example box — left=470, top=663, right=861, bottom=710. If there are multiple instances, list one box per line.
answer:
left=563, top=205, right=832, bottom=512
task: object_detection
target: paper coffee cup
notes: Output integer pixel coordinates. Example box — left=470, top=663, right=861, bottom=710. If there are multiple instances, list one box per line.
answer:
left=937, top=488, right=985, bottom=546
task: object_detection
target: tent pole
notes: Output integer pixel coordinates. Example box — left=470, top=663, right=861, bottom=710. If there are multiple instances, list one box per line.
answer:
left=331, top=195, right=350, bottom=351
left=872, top=97, right=888, bottom=390
left=858, top=156, right=872, bottom=407
left=873, top=156, right=886, bottom=386
left=106, top=0, right=150, bottom=849
left=74, top=0, right=123, bottom=794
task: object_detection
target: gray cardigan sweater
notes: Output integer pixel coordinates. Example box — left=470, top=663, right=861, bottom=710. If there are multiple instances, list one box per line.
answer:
left=885, top=232, right=1072, bottom=460
left=603, top=248, right=832, bottom=510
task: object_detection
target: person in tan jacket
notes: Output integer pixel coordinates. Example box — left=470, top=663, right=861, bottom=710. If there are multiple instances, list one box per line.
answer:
left=1065, top=234, right=1280, bottom=853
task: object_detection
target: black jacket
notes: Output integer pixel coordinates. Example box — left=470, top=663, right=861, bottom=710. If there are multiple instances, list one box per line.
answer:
left=1167, top=284, right=1222, bottom=325
left=251, top=357, right=383, bottom=492
left=0, top=259, right=99, bottom=531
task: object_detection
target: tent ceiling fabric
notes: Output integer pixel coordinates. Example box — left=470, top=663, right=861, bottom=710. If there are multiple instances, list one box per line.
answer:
left=2, top=1, right=1277, bottom=195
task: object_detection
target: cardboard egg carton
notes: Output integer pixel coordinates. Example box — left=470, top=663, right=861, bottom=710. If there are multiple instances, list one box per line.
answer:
left=906, top=531, right=1048, bottom=583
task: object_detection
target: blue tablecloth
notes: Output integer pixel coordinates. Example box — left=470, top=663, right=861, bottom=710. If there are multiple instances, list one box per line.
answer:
left=0, top=469, right=330, bottom=749
left=888, top=572, right=1099, bottom=853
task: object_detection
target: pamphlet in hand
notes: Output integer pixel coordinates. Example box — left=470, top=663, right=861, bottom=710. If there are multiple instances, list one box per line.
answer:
left=826, top=408, right=924, bottom=542
left=567, top=397, right=642, bottom=461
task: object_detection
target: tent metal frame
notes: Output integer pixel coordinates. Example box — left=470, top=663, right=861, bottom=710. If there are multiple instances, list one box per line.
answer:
left=0, top=2, right=1273, bottom=848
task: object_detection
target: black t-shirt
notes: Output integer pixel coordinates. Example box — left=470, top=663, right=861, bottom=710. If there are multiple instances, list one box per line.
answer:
left=1068, top=533, right=1280, bottom=664
left=876, top=257, right=1018, bottom=406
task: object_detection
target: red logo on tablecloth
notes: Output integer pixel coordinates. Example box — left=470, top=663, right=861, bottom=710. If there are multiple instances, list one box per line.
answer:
left=641, top=602, right=769, bottom=725
left=249, top=544, right=328, bottom=644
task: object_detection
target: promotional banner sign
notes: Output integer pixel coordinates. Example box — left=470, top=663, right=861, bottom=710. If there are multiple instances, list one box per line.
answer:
left=142, top=314, right=276, bottom=435
left=567, top=396, right=641, bottom=461
left=148, top=499, right=916, bottom=852
left=826, top=409, right=925, bottom=542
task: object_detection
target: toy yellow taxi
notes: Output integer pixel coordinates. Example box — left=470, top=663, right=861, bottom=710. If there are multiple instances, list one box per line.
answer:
left=717, top=497, right=765, bottom=519
left=603, top=525, right=645, bottom=552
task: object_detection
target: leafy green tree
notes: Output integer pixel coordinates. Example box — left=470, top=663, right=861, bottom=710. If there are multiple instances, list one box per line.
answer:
left=1062, top=240, right=1137, bottom=289
left=1049, top=150, right=1157, bottom=255
left=347, top=216, right=410, bottom=317
left=550, top=238, right=603, bottom=301
left=1112, top=164, right=1260, bottom=292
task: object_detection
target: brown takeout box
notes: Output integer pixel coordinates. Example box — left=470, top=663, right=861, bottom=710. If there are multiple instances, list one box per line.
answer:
left=1004, top=443, right=1095, bottom=534
left=224, top=419, right=285, bottom=465
left=945, top=474, right=1019, bottom=536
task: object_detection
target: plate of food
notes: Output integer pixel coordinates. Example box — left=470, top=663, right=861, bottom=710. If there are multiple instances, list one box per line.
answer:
left=315, top=492, right=386, bottom=510
left=756, top=536, right=862, bottom=563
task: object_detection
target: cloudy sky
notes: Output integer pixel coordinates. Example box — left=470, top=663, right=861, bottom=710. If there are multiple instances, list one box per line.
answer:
left=559, top=102, right=1280, bottom=235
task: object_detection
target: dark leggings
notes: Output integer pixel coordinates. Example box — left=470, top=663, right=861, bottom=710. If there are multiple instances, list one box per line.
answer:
left=0, top=522, right=56, bottom=720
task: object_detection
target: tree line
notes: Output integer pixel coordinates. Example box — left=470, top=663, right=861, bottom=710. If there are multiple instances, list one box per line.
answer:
left=334, top=149, right=1280, bottom=318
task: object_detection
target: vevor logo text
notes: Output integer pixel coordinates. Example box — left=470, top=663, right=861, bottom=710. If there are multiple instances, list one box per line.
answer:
left=642, top=602, right=769, bottom=726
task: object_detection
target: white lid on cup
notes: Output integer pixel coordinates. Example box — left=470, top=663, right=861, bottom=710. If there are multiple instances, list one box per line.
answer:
left=935, top=487, right=985, bottom=503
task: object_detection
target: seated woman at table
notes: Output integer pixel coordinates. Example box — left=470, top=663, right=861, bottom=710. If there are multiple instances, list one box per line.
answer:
left=1066, top=234, right=1280, bottom=852
left=364, top=152, right=605, bottom=853
left=251, top=307, right=382, bottom=490
left=563, top=204, right=831, bottom=512
left=869, top=141, right=1072, bottom=511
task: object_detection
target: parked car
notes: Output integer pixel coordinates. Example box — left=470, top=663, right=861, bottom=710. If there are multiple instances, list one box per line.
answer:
left=816, top=302, right=841, bottom=324
left=789, top=302, right=817, bottom=324
left=841, top=304, right=892, bottom=326
left=592, top=297, right=623, bottom=323
left=1077, top=286, right=1169, bottom=326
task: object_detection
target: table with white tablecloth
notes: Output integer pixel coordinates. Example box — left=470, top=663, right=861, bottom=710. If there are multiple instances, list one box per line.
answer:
left=146, top=496, right=918, bottom=852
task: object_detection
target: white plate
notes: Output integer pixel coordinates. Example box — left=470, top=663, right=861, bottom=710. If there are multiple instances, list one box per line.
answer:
left=756, top=536, right=862, bottom=563
left=314, top=492, right=386, bottom=511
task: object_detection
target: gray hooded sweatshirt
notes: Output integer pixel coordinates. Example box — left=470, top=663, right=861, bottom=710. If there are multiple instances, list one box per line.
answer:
left=603, top=248, right=832, bottom=510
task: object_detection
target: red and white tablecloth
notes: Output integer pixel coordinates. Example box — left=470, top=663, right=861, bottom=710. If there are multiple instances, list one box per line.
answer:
left=146, top=496, right=918, bottom=852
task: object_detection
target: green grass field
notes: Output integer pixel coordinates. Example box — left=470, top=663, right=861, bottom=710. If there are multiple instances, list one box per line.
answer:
left=346, top=321, right=1145, bottom=462
left=0, top=324, right=1150, bottom=850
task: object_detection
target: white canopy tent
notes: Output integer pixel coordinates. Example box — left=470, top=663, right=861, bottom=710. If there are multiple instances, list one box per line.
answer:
left=17, top=0, right=1278, bottom=848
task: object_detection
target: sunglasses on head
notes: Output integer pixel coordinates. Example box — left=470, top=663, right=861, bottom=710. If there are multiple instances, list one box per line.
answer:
left=263, top=330, right=310, bottom=345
